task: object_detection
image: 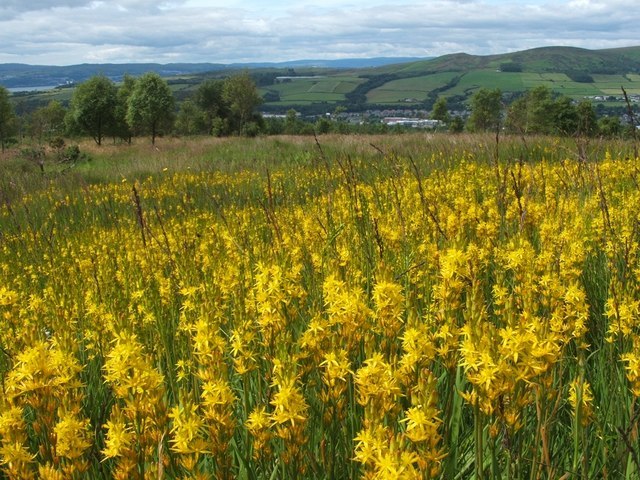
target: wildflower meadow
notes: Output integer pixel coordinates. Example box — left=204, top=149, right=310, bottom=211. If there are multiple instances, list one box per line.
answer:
left=1, top=134, right=640, bottom=479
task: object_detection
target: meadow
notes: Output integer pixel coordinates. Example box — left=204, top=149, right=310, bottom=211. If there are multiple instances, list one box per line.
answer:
left=1, top=133, right=640, bottom=479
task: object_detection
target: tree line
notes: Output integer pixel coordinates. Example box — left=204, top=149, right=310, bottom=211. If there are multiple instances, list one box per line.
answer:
left=0, top=76, right=636, bottom=154
left=432, top=85, right=630, bottom=138
left=0, top=71, right=264, bottom=150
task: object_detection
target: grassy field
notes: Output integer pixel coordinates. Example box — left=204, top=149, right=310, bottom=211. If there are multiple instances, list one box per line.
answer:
left=2, top=134, right=640, bottom=479
left=260, top=76, right=364, bottom=106
left=366, top=72, right=460, bottom=104
left=265, top=68, right=640, bottom=107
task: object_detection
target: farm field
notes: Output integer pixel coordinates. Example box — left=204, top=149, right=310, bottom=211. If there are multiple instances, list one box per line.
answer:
left=2, top=134, right=640, bottom=479
left=264, top=69, right=606, bottom=106
left=426, top=70, right=640, bottom=99
left=366, top=72, right=460, bottom=104
left=260, top=76, right=365, bottom=106
left=9, top=65, right=640, bottom=112
left=591, top=74, right=640, bottom=96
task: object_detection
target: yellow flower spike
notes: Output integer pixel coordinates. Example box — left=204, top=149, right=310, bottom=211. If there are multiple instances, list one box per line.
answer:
left=246, top=406, right=273, bottom=460
left=568, top=377, right=594, bottom=427
left=372, top=279, right=405, bottom=336
left=320, top=349, right=351, bottom=388
left=0, top=407, right=26, bottom=436
left=270, top=377, right=308, bottom=430
left=53, top=412, right=92, bottom=460
left=401, top=405, right=442, bottom=444
left=0, top=441, right=36, bottom=475
left=169, top=402, right=207, bottom=455
left=38, top=463, right=64, bottom=480
left=354, top=353, right=402, bottom=415
left=0, top=286, right=18, bottom=306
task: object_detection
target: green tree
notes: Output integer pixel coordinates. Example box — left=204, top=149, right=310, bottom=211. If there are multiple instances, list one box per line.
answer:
left=114, top=75, right=136, bottom=143
left=222, top=72, right=263, bottom=135
left=551, top=96, right=579, bottom=136
left=431, top=96, right=451, bottom=127
left=598, top=116, right=622, bottom=138
left=195, top=79, right=227, bottom=135
left=506, top=86, right=554, bottom=135
left=315, top=115, right=334, bottom=134
left=175, top=99, right=206, bottom=135
left=467, top=88, right=503, bottom=133
left=575, top=100, right=598, bottom=137
left=505, top=96, right=528, bottom=134
left=70, top=75, right=117, bottom=145
left=449, top=116, right=465, bottom=133
left=525, top=86, right=555, bottom=134
left=0, top=86, right=17, bottom=152
left=127, top=72, right=175, bottom=145
left=29, top=100, right=66, bottom=143
left=284, top=109, right=301, bottom=134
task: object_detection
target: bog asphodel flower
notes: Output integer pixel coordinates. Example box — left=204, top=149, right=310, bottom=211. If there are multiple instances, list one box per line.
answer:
left=568, top=376, right=594, bottom=427
left=355, top=353, right=402, bottom=419
left=53, top=412, right=92, bottom=460
left=169, top=402, right=207, bottom=455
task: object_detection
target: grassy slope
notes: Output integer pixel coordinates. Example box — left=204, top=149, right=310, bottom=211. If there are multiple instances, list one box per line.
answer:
left=265, top=46, right=640, bottom=107
left=365, top=46, right=640, bottom=101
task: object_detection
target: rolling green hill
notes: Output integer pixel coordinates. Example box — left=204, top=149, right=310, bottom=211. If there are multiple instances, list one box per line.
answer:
left=259, top=46, right=640, bottom=110
left=8, top=46, right=640, bottom=113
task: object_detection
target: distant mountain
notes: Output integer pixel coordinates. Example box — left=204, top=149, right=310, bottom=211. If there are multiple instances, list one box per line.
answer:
left=227, top=57, right=428, bottom=69
left=0, top=63, right=225, bottom=89
left=372, top=45, right=640, bottom=76
left=0, top=58, right=428, bottom=89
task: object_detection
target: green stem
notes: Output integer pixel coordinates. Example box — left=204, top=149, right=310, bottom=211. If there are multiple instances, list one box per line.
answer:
left=475, top=401, right=484, bottom=480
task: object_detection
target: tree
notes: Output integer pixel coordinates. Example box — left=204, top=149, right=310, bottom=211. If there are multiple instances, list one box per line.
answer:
left=525, top=86, right=555, bottom=134
left=222, top=72, right=263, bottom=135
left=551, top=96, right=579, bottom=136
left=284, top=109, right=301, bottom=134
left=113, top=75, right=136, bottom=143
left=315, top=116, right=334, bottom=134
left=175, top=99, right=206, bottom=135
left=127, top=73, right=175, bottom=145
left=431, top=96, right=450, bottom=127
left=500, top=62, right=522, bottom=72
left=505, top=96, right=528, bottom=134
left=0, top=86, right=17, bottom=152
left=467, top=88, right=503, bottom=133
left=195, top=79, right=227, bottom=135
left=575, top=100, right=598, bottom=137
left=449, top=116, right=465, bottom=133
left=70, top=75, right=117, bottom=145
left=598, top=116, right=622, bottom=138
left=29, top=100, right=66, bottom=143
left=506, top=86, right=554, bottom=135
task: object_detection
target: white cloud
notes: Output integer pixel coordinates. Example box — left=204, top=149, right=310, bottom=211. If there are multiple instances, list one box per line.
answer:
left=0, top=0, right=637, bottom=64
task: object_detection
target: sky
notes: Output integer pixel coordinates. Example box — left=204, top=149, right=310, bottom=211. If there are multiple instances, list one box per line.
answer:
left=0, top=0, right=637, bottom=65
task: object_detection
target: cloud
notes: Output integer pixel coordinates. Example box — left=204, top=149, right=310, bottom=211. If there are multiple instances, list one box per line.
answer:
left=0, top=0, right=637, bottom=64
left=0, top=0, right=93, bottom=20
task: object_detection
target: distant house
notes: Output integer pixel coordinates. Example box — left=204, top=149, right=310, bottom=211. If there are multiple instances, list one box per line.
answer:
left=383, top=117, right=441, bottom=128
left=275, top=76, right=326, bottom=82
